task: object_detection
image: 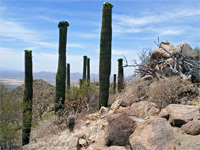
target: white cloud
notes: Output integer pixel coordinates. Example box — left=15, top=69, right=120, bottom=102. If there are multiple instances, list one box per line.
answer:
left=113, top=8, right=200, bottom=35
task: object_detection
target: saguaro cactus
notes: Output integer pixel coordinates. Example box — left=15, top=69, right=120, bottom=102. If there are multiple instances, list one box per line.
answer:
left=87, top=58, right=90, bottom=83
left=99, top=2, right=113, bottom=108
left=22, top=50, right=33, bottom=145
left=118, top=58, right=124, bottom=92
left=79, top=79, right=83, bottom=89
left=55, top=21, right=69, bottom=113
left=67, top=63, right=70, bottom=92
left=83, top=56, right=87, bottom=82
left=113, top=74, right=116, bottom=94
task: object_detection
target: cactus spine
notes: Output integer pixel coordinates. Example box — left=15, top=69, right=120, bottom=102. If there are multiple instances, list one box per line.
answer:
left=22, top=50, right=33, bottom=145
left=55, top=21, right=69, bottom=113
left=87, top=58, right=90, bottom=84
left=118, top=58, right=124, bottom=92
left=99, top=2, right=113, bottom=109
left=67, top=63, right=70, bottom=92
left=83, top=56, right=87, bottom=82
left=113, top=74, right=116, bottom=94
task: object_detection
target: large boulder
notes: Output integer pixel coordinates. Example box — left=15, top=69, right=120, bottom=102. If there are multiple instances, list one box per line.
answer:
left=176, top=42, right=199, bottom=60
left=158, top=104, right=200, bottom=127
left=130, top=101, right=160, bottom=118
left=151, top=41, right=175, bottom=60
left=116, top=101, right=160, bottom=118
left=181, top=120, right=200, bottom=135
left=129, top=118, right=176, bottom=150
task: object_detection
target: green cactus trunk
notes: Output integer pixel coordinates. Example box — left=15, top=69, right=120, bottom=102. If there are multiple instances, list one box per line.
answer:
left=113, top=74, right=116, bottom=94
left=99, top=2, right=113, bottom=109
left=83, top=56, right=87, bottom=82
left=55, top=21, right=69, bottom=113
left=22, top=50, right=33, bottom=145
left=67, top=63, right=70, bottom=92
left=79, top=79, right=83, bottom=89
left=118, top=58, right=124, bottom=92
left=87, top=58, right=90, bottom=84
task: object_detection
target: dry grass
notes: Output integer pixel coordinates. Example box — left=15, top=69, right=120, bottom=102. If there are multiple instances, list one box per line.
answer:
left=113, top=76, right=199, bottom=109
left=112, top=78, right=152, bottom=106
left=148, top=76, right=199, bottom=109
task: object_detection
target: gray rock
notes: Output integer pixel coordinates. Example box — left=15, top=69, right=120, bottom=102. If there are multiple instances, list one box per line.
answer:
left=129, top=118, right=176, bottom=150
left=99, top=106, right=109, bottom=117
left=176, top=42, right=199, bottom=60
left=111, top=99, right=122, bottom=111
left=160, top=104, right=200, bottom=127
left=181, top=120, right=200, bottom=135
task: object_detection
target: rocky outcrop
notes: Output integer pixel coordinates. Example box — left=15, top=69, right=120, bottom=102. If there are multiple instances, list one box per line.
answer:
left=116, top=101, right=160, bottom=118
left=159, top=104, right=200, bottom=127
left=176, top=42, right=199, bottom=60
left=129, top=118, right=176, bottom=150
left=181, top=120, right=200, bottom=135
left=151, top=40, right=175, bottom=60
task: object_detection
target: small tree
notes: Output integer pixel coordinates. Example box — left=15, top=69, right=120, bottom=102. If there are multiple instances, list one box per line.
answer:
left=0, top=82, right=22, bottom=149
left=22, top=50, right=33, bottom=145
left=55, top=21, right=69, bottom=113
left=99, top=2, right=114, bottom=108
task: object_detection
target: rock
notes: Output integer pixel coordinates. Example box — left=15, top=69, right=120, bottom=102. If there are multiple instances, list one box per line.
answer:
left=165, top=104, right=200, bottom=127
left=116, top=101, right=160, bottom=118
left=129, top=118, right=176, bottom=150
left=99, top=107, right=109, bottom=117
left=158, top=108, right=169, bottom=119
left=88, top=135, right=96, bottom=143
left=68, top=137, right=79, bottom=150
left=104, top=146, right=127, bottom=150
left=151, top=41, right=175, bottom=59
left=176, top=42, right=199, bottom=60
left=181, top=120, right=200, bottom=135
left=79, top=138, right=88, bottom=147
left=111, top=99, right=122, bottom=111
left=130, top=101, right=160, bottom=118
left=140, top=75, right=154, bottom=82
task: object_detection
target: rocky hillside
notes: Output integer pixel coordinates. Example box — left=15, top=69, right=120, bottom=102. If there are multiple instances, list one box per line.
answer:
left=10, top=79, right=55, bottom=121
left=21, top=77, right=200, bottom=150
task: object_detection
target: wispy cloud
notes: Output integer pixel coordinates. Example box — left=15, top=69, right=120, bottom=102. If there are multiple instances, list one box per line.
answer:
left=113, top=8, right=200, bottom=35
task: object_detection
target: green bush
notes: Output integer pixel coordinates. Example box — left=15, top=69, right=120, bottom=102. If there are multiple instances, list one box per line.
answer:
left=0, top=82, right=22, bottom=149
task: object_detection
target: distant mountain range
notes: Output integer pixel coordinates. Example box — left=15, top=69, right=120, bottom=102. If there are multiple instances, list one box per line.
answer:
left=0, top=69, right=99, bottom=82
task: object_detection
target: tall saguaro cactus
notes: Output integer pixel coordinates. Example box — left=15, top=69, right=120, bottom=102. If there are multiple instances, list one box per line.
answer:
left=113, top=74, right=116, bottom=94
left=87, top=58, right=90, bottom=83
left=99, top=2, right=113, bottom=108
left=83, top=56, right=87, bottom=82
left=67, top=63, right=70, bottom=92
left=22, top=50, right=33, bottom=145
left=55, top=21, right=69, bottom=113
left=118, top=58, right=124, bottom=92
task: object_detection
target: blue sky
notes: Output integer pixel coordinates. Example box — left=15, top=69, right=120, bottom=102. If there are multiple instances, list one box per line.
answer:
left=0, top=0, right=200, bottom=76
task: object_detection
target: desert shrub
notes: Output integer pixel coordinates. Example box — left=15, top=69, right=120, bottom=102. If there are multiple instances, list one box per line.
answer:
left=106, top=113, right=136, bottom=146
left=0, top=82, right=22, bottom=149
left=56, top=81, right=98, bottom=125
left=194, top=47, right=200, bottom=60
left=115, top=77, right=153, bottom=106
left=148, top=76, right=199, bottom=109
